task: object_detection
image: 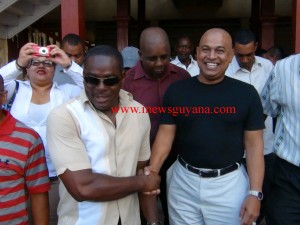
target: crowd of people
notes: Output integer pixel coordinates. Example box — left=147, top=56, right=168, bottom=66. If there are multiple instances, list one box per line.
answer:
left=0, top=26, right=298, bottom=225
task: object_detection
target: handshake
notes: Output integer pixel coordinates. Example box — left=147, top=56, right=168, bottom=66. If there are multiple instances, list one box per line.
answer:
left=138, top=166, right=161, bottom=195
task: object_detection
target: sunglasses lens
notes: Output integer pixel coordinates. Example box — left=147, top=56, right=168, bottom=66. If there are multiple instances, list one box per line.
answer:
left=84, top=76, right=119, bottom=86
left=84, top=76, right=100, bottom=85
left=103, top=77, right=119, bottom=86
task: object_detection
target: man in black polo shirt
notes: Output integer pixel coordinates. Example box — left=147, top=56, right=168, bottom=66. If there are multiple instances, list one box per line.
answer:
left=147, top=28, right=265, bottom=225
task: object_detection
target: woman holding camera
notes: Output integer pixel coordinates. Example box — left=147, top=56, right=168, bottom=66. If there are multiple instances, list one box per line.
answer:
left=0, top=42, right=84, bottom=225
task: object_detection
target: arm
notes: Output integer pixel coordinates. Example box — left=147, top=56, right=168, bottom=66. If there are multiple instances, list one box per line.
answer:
left=47, top=106, right=160, bottom=202
left=1, top=42, right=37, bottom=83
left=260, top=69, right=280, bottom=118
left=48, top=45, right=84, bottom=88
left=150, top=124, right=176, bottom=173
left=138, top=161, right=159, bottom=224
left=30, top=192, right=49, bottom=225
left=59, top=168, right=160, bottom=202
left=240, top=130, right=264, bottom=225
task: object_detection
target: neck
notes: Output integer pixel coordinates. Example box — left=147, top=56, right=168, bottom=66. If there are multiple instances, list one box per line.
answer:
left=31, top=82, right=52, bottom=92
left=0, top=110, right=6, bottom=125
left=179, top=56, right=191, bottom=67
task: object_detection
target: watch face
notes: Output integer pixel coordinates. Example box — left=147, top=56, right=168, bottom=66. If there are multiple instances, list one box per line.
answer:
left=249, top=190, right=263, bottom=200
left=258, top=192, right=263, bottom=200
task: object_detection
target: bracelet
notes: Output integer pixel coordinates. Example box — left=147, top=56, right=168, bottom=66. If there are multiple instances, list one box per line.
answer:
left=15, top=60, right=25, bottom=71
left=64, top=60, right=72, bottom=70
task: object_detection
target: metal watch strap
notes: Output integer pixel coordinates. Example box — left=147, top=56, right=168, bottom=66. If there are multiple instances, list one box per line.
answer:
left=249, top=190, right=263, bottom=200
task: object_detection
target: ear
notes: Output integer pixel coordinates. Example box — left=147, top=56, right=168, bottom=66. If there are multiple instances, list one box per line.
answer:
left=138, top=50, right=142, bottom=59
left=254, top=42, right=258, bottom=52
left=120, top=70, right=126, bottom=81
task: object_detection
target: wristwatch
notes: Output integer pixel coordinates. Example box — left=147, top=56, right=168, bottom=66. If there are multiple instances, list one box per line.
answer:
left=249, top=190, right=263, bottom=200
left=146, top=222, right=161, bottom=225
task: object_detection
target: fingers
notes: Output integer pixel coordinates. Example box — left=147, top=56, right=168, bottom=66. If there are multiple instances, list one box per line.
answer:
left=144, top=166, right=152, bottom=175
left=143, top=189, right=160, bottom=195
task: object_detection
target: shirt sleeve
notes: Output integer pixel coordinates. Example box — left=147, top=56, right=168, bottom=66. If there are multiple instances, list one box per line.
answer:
left=25, top=136, right=50, bottom=194
left=63, top=61, right=84, bottom=89
left=260, top=68, right=281, bottom=117
left=138, top=113, right=151, bottom=162
left=0, top=60, right=23, bottom=84
left=47, top=104, right=91, bottom=175
left=244, top=86, right=266, bottom=131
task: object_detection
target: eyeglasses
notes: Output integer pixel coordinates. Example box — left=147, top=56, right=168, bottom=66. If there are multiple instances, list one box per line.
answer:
left=30, top=60, right=54, bottom=67
left=84, top=76, right=120, bottom=86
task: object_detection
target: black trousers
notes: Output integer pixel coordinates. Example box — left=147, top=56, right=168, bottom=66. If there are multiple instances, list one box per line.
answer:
left=241, top=153, right=276, bottom=224
left=265, top=156, right=300, bottom=225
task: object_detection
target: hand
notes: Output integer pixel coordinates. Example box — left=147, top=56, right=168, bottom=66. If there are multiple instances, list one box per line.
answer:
left=17, top=42, right=37, bottom=67
left=240, top=195, right=261, bottom=225
left=143, top=166, right=160, bottom=195
left=137, top=169, right=161, bottom=193
left=47, top=44, right=72, bottom=68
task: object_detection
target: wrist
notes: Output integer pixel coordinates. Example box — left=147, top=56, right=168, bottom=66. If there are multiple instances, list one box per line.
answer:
left=248, top=190, right=263, bottom=200
left=15, top=59, right=26, bottom=71
left=64, top=60, right=72, bottom=70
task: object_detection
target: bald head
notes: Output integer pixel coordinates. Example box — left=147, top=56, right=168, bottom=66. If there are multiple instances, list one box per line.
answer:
left=139, top=27, right=170, bottom=52
left=199, top=28, right=232, bottom=49
left=138, top=27, right=171, bottom=79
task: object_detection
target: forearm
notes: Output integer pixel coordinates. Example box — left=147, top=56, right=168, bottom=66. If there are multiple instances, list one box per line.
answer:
left=30, top=192, right=49, bottom=225
left=150, top=144, right=171, bottom=173
left=139, top=194, right=158, bottom=223
left=63, top=61, right=84, bottom=88
left=0, top=60, right=22, bottom=83
left=60, top=169, right=158, bottom=202
left=246, top=148, right=264, bottom=191
left=150, top=125, right=176, bottom=173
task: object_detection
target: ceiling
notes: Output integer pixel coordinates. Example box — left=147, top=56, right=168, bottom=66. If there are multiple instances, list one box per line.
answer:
left=0, top=0, right=293, bottom=39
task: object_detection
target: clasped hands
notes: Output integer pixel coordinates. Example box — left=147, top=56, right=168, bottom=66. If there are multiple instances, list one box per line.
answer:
left=137, top=166, right=161, bottom=195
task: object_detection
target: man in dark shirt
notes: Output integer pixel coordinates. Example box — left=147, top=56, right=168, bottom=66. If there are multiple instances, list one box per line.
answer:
left=122, top=27, right=190, bottom=225
left=146, top=28, right=265, bottom=225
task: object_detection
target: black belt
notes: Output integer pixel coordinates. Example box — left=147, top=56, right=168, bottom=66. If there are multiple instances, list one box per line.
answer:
left=49, top=176, right=58, bottom=182
left=178, top=156, right=241, bottom=178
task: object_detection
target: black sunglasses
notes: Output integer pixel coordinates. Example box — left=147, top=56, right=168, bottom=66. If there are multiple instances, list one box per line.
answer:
left=84, top=76, right=120, bottom=86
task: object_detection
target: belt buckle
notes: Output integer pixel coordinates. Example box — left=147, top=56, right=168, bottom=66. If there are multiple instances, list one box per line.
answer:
left=199, top=169, right=219, bottom=178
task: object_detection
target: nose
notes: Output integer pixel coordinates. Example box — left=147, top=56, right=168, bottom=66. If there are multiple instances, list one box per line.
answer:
left=208, top=50, right=217, bottom=59
left=95, top=80, right=107, bottom=90
left=155, top=58, right=163, bottom=67
left=240, top=56, right=250, bottom=64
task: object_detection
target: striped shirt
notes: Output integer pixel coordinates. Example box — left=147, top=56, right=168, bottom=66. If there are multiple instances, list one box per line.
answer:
left=260, top=54, right=300, bottom=167
left=0, top=110, right=50, bottom=225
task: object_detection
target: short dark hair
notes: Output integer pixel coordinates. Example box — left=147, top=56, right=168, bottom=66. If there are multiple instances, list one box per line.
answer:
left=176, top=34, right=193, bottom=46
left=62, top=33, right=84, bottom=47
left=267, top=46, right=285, bottom=60
left=84, top=45, right=123, bottom=70
left=234, top=29, right=256, bottom=45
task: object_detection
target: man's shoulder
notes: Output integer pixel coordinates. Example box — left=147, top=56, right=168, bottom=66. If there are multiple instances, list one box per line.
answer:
left=277, top=53, right=299, bottom=66
left=225, top=76, right=257, bottom=90
left=169, top=63, right=191, bottom=79
left=255, top=56, right=273, bottom=68
left=14, top=120, right=41, bottom=140
left=49, top=97, right=79, bottom=119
